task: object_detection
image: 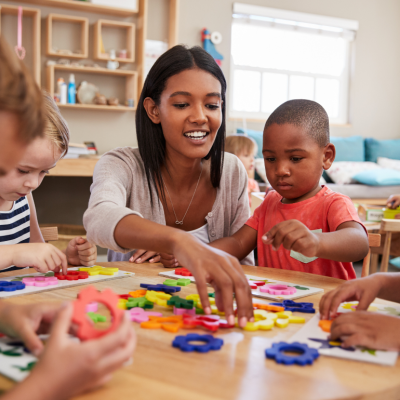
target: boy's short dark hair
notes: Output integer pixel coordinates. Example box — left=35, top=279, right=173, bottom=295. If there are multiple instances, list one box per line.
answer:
left=264, top=99, right=330, bottom=147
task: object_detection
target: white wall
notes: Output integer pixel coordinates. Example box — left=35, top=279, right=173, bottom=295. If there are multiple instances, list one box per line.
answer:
left=178, top=0, right=400, bottom=140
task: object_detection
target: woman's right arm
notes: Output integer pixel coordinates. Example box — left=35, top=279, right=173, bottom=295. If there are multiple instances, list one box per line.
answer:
left=83, top=152, right=254, bottom=326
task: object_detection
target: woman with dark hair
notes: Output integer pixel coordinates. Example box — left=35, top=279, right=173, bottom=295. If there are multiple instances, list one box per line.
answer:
left=84, top=45, right=253, bottom=326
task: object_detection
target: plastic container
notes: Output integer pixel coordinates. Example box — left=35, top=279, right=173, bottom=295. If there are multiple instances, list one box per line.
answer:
left=60, top=82, right=67, bottom=104
left=68, top=74, right=76, bottom=104
left=383, top=207, right=400, bottom=219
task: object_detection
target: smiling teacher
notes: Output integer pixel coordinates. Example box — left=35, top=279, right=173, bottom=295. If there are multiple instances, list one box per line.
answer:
left=83, top=45, right=254, bottom=326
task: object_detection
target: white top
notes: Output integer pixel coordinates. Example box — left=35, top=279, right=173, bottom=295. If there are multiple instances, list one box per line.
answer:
left=188, top=223, right=210, bottom=244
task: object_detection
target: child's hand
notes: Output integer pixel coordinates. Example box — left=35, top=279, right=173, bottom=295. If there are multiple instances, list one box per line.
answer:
left=319, top=275, right=385, bottom=319
left=129, top=249, right=160, bottom=263
left=160, top=253, right=179, bottom=268
left=262, top=220, right=320, bottom=257
left=21, top=303, right=136, bottom=400
left=386, top=194, right=400, bottom=209
left=0, top=302, right=64, bottom=356
left=11, top=243, right=68, bottom=274
left=66, top=237, right=97, bottom=266
left=330, top=312, right=400, bottom=351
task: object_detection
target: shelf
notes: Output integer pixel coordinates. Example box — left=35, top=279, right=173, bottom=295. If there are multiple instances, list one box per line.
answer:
left=48, top=158, right=99, bottom=177
left=58, top=103, right=135, bottom=111
left=4, top=0, right=138, bottom=17
left=50, top=64, right=137, bottom=76
left=46, top=13, right=89, bottom=58
left=94, top=19, right=135, bottom=63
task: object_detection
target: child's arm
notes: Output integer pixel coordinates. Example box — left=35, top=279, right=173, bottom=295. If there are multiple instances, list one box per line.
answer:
left=319, top=273, right=400, bottom=320
left=1, top=303, right=135, bottom=400
left=28, top=194, right=97, bottom=267
left=209, top=225, right=258, bottom=261
left=262, top=220, right=369, bottom=262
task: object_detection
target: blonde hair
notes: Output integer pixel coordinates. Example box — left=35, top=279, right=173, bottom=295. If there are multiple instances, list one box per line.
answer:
left=42, top=91, right=69, bottom=157
left=225, top=135, right=257, bottom=157
left=0, top=36, right=45, bottom=142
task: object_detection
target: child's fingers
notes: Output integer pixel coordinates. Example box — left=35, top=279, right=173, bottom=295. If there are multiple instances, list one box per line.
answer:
left=76, top=242, right=96, bottom=253
left=17, top=323, right=45, bottom=356
left=135, top=251, right=158, bottom=263
left=53, top=247, right=68, bottom=274
left=76, top=247, right=96, bottom=256
left=282, top=230, right=306, bottom=252
left=341, top=333, right=369, bottom=348
left=129, top=249, right=147, bottom=263
left=47, top=303, right=72, bottom=346
left=149, top=255, right=161, bottom=263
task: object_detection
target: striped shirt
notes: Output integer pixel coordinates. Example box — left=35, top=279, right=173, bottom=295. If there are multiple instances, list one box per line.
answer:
left=0, top=197, right=30, bottom=272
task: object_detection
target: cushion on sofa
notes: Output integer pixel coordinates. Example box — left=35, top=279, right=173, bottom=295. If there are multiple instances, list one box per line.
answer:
left=330, top=136, right=365, bottom=162
left=236, top=128, right=263, bottom=158
left=377, top=157, right=400, bottom=171
left=326, top=161, right=380, bottom=184
left=365, top=138, right=400, bottom=163
left=353, top=168, right=400, bottom=186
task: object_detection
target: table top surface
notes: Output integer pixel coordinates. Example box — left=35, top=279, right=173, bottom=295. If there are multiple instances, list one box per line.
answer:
left=0, top=262, right=399, bottom=400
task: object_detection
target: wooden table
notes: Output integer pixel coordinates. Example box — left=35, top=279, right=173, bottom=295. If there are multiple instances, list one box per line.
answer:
left=0, top=263, right=399, bottom=400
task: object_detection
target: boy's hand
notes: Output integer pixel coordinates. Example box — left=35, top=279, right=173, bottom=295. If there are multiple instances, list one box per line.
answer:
left=129, top=249, right=160, bottom=264
left=262, top=220, right=320, bottom=257
left=319, top=275, right=384, bottom=320
left=0, top=302, right=65, bottom=356
left=26, top=303, right=136, bottom=400
left=330, top=312, right=400, bottom=351
left=12, top=243, right=68, bottom=274
left=66, top=237, right=97, bottom=266
left=159, top=253, right=179, bottom=268
left=386, top=194, right=400, bottom=209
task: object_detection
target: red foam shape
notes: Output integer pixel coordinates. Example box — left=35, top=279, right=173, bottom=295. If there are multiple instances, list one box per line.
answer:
left=182, top=315, right=234, bottom=332
left=119, top=294, right=132, bottom=300
left=72, top=286, right=123, bottom=341
left=55, top=271, right=89, bottom=281
left=175, top=268, right=192, bottom=277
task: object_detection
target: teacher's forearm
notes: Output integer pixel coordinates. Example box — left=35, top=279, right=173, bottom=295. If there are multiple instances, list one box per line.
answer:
left=114, top=214, right=187, bottom=254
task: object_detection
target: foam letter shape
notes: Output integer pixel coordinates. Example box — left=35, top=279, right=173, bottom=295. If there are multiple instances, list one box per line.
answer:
left=253, top=303, right=285, bottom=313
left=127, top=307, right=163, bottom=323
left=129, top=289, right=147, bottom=298
left=275, top=311, right=305, bottom=328
left=141, top=315, right=183, bottom=332
left=318, top=320, right=332, bottom=333
left=79, top=266, right=118, bottom=276
left=145, top=290, right=171, bottom=307
left=260, top=284, right=297, bottom=296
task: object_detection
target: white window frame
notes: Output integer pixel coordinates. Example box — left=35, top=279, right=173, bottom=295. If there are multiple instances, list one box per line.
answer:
left=229, top=4, right=358, bottom=125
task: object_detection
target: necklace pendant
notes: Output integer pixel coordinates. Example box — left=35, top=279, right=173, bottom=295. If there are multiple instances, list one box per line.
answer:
left=175, top=221, right=183, bottom=225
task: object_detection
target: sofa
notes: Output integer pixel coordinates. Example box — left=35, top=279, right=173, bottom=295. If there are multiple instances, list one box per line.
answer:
left=237, top=129, right=400, bottom=200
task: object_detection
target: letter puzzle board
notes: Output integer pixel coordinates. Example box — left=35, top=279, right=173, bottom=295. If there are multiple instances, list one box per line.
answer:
left=0, top=267, right=134, bottom=298
left=289, top=302, right=400, bottom=366
left=158, top=270, right=323, bottom=301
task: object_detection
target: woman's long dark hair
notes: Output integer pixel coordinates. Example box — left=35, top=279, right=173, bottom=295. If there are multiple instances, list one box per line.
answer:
left=136, top=45, right=227, bottom=205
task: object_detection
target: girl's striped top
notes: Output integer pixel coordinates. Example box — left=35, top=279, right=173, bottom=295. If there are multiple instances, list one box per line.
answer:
left=0, top=197, right=30, bottom=271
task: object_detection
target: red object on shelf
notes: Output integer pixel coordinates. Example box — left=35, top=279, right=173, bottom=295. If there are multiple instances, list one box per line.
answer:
left=72, top=286, right=123, bottom=341
left=175, top=268, right=192, bottom=277
left=54, top=271, right=89, bottom=280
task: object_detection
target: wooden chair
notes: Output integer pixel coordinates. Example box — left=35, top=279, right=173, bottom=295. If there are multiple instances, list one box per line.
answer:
left=380, top=219, right=400, bottom=272
left=361, top=233, right=381, bottom=277
left=39, top=226, right=58, bottom=242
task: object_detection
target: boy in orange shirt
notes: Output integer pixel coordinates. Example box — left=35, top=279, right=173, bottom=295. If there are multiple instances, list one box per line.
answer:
left=211, top=99, right=369, bottom=280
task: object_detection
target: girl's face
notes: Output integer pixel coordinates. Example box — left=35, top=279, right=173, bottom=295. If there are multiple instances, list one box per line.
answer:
left=145, top=68, right=223, bottom=161
left=0, top=136, right=62, bottom=201
left=238, top=151, right=255, bottom=174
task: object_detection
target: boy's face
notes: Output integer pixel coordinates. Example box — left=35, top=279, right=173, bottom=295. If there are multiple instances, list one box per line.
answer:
left=263, top=123, right=335, bottom=202
left=0, top=111, right=27, bottom=176
left=0, top=137, right=62, bottom=202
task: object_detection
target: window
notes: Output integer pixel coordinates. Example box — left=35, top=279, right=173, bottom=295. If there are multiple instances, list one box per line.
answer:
left=230, top=4, right=358, bottom=124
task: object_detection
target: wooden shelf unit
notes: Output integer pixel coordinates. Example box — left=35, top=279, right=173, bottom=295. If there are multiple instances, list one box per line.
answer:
left=47, top=64, right=138, bottom=110
left=4, top=0, right=138, bottom=17
left=94, top=19, right=135, bottom=63
left=48, top=158, right=99, bottom=177
left=0, top=4, right=41, bottom=84
left=46, top=13, right=89, bottom=58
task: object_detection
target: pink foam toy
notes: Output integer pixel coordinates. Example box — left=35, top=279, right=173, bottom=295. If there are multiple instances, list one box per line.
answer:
left=22, top=277, right=58, bottom=287
left=126, top=307, right=163, bottom=323
left=260, top=284, right=296, bottom=295
left=86, top=302, right=98, bottom=313
left=173, top=307, right=196, bottom=316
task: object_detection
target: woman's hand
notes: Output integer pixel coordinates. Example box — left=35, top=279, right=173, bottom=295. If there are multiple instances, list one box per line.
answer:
left=66, top=237, right=97, bottom=266
left=319, top=274, right=385, bottom=320
left=129, top=249, right=160, bottom=264
left=172, top=234, right=254, bottom=328
left=159, top=253, right=179, bottom=268
left=330, top=312, right=400, bottom=351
